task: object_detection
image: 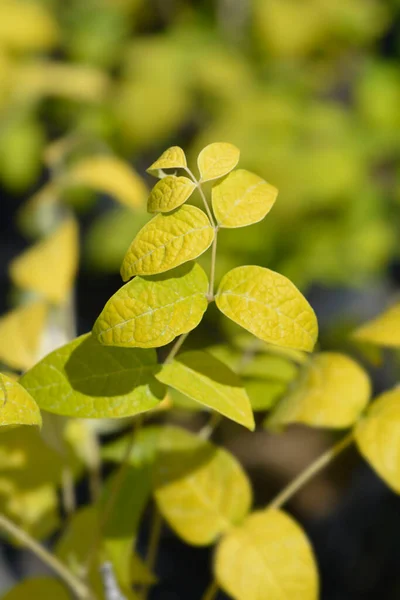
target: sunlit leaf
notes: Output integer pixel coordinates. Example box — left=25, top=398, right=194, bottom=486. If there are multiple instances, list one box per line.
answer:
left=147, top=146, right=187, bottom=177
left=121, top=205, right=214, bottom=279
left=197, top=142, right=240, bottom=182
left=352, top=303, right=400, bottom=347
left=147, top=176, right=196, bottom=213
left=0, top=374, right=42, bottom=429
left=215, top=266, right=318, bottom=352
left=94, top=262, right=209, bottom=348
left=20, top=333, right=165, bottom=419
left=212, top=169, right=278, bottom=228
left=1, top=578, right=70, bottom=600
left=355, top=387, right=400, bottom=493
left=215, top=509, right=319, bottom=600
left=9, top=218, right=79, bottom=305
left=3, top=483, right=59, bottom=542
left=64, top=419, right=100, bottom=472
left=0, top=301, right=47, bottom=371
left=268, top=353, right=371, bottom=429
left=156, top=351, right=254, bottom=430
left=154, top=426, right=252, bottom=545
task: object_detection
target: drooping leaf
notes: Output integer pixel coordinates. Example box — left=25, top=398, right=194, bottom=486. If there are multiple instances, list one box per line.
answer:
left=215, top=266, right=318, bottom=352
left=352, top=303, right=400, bottom=347
left=67, top=156, right=148, bottom=209
left=153, top=426, right=252, bottom=545
left=94, top=262, right=209, bottom=348
left=9, top=217, right=79, bottom=305
left=156, top=351, right=254, bottom=430
left=355, top=387, right=400, bottom=493
left=0, top=374, right=42, bottom=429
left=147, top=147, right=187, bottom=177
left=268, top=353, right=371, bottom=429
left=197, top=142, right=240, bottom=182
left=147, top=176, right=196, bottom=213
left=212, top=169, right=278, bottom=228
left=215, top=509, right=319, bottom=600
left=0, top=300, right=47, bottom=371
left=20, top=333, right=165, bottom=419
left=121, top=205, right=214, bottom=279
left=1, top=578, right=70, bottom=600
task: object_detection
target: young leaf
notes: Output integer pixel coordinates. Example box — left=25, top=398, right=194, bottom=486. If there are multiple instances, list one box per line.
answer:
left=352, top=303, right=400, bottom=347
left=9, top=217, right=79, bottom=305
left=147, top=146, right=187, bottom=177
left=212, top=169, right=278, bottom=228
left=121, top=205, right=214, bottom=280
left=268, top=353, right=371, bottom=429
left=155, top=351, right=255, bottom=430
left=94, top=262, right=209, bottom=348
left=0, top=374, right=42, bottom=428
left=147, top=175, right=196, bottom=213
left=355, top=387, right=400, bottom=493
left=215, top=266, right=318, bottom=352
left=215, top=509, right=319, bottom=600
left=153, top=426, right=252, bottom=545
left=20, top=333, right=165, bottom=419
left=2, top=578, right=70, bottom=600
left=67, top=156, right=148, bottom=209
left=197, top=142, right=240, bottom=182
left=0, top=300, right=47, bottom=371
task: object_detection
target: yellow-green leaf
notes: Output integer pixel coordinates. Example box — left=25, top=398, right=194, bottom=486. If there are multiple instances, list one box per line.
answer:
left=268, top=353, right=371, bottom=429
left=147, top=146, right=187, bottom=177
left=155, top=351, right=254, bottom=430
left=154, top=426, right=252, bottom=545
left=0, top=374, right=42, bottom=428
left=355, top=387, right=400, bottom=493
left=245, top=379, right=288, bottom=412
left=2, top=578, right=70, bottom=600
left=94, top=262, right=208, bottom=348
left=121, top=205, right=214, bottom=280
left=212, top=169, right=278, bottom=228
left=352, top=303, right=400, bottom=347
left=197, top=142, right=240, bottom=182
left=102, top=426, right=162, bottom=467
left=215, top=509, right=319, bottom=600
left=215, top=266, right=318, bottom=352
left=0, top=301, right=47, bottom=371
left=68, top=156, right=148, bottom=209
left=20, top=333, right=165, bottom=419
left=9, top=217, right=79, bottom=305
left=147, top=176, right=196, bottom=213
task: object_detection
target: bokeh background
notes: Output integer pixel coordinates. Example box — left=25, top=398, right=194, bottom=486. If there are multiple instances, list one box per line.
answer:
left=1, top=0, right=400, bottom=598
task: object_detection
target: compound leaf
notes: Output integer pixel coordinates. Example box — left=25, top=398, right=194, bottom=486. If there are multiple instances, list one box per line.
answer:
left=352, top=303, right=400, bottom=347
left=147, top=147, right=187, bottom=177
left=212, top=169, right=278, bottom=228
left=20, top=333, right=165, bottom=419
left=121, top=205, right=214, bottom=280
left=147, top=176, right=196, bottom=213
left=0, top=374, right=42, bottom=428
left=2, top=578, right=70, bottom=600
left=197, top=142, right=240, bottom=182
left=156, top=351, right=255, bottom=430
left=355, top=387, right=400, bottom=494
left=215, top=266, right=318, bottom=352
left=94, top=262, right=209, bottom=348
left=153, top=426, right=252, bottom=545
left=268, top=353, right=371, bottom=429
left=215, top=509, right=319, bottom=600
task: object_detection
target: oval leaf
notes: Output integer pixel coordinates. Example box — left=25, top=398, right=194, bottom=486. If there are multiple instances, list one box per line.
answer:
left=215, top=266, right=318, bottom=352
left=94, top=262, right=209, bottom=348
left=197, top=142, right=240, bottom=182
left=147, top=175, right=196, bottom=213
left=9, top=217, right=79, bottom=305
left=355, top=387, right=400, bottom=493
left=352, top=303, right=400, bottom=347
left=0, top=374, right=42, bottom=428
left=121, top=205, right=214, bottom=280
left=154, top=426, right=252, bottom=545
left=215, top=509, right=319, bottom=600
left=212, top=169, right=278, bottom=228
left=147, top=146, right=187, bottom=177
left=2, top=578, right=71, bottom=600
left=268, top=353, right=371, bottom=429
left=20, top=333, right=165, bottom=419
left=155, top=351, right=254, bottom=430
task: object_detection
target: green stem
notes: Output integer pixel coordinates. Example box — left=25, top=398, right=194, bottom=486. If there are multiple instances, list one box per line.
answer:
left=142, top=507, right=163, bottom=600
left=61, top=466, right=76, bottom=517
left=201, top=580, right=219, bottom=600
left=268, top=432, right=354, bottom=511
left=208, top=228, right=218, bottom=300
left=184, top=167, right=215, bottom=227
left=199, top=412, right=223, bottom=440
left=164, top=332, right=189, bottom=363
left=0, top=513, right=93, bottom=599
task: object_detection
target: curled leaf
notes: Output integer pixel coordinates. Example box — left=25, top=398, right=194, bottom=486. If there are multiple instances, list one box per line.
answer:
left=147, top=146, right=187, bottom=177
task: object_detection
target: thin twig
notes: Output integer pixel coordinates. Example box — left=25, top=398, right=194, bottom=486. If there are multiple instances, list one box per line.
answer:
left=208, top=229, right=218, bottom=300
left=164, top=332, right=189, bottom=364
left=141, top=507, right=163, bottom=600
left=62, top=466, right=76, bottom=517
left=201, top=579, right=219, bottom=600
left=184, top=167, right=216, bottom=227
left=199, top=412, right=223, bottom=440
